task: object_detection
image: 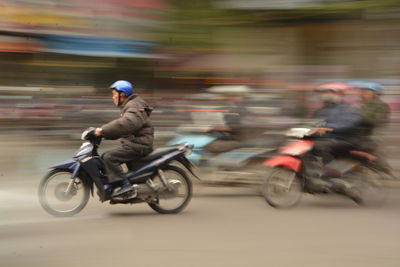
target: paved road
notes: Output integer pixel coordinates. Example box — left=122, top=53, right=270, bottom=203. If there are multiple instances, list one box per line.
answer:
left=1, top=134, right=400, bottom=267
left=1, top=184, right=400, bottom=267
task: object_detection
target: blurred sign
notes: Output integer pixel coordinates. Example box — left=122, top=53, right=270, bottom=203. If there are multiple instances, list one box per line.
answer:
left=0, top=0, right=169, bottom=57
left=0, top=36, right=41, bottom=53
left=40, top=35, right=160, bottom=58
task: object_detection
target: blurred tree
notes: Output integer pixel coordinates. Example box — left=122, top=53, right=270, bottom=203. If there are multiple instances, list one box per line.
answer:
left=155, top=0, right=400, bottom=89
left=159, top=0, right=400, bottom=51
left=160, top=0, right=220, bottom=51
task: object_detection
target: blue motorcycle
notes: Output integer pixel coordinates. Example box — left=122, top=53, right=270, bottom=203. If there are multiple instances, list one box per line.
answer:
left=38, top=127, right=197, bottom=217
left=168, top=133, right=217, bottom=166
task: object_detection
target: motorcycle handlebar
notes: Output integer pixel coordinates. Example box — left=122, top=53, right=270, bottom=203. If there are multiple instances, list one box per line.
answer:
left=81, top=127, right=102, bottom=145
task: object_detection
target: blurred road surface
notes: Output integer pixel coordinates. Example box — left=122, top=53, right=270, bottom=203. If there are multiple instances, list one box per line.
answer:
left=1, top=134, right=400, bottom=267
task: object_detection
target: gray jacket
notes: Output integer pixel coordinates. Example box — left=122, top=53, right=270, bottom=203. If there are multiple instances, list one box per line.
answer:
left=101, top=95, right=154, bottom=154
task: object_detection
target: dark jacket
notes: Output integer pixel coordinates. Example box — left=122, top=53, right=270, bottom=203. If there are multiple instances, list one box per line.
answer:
left=101, top=94, right=154, bottom=154
left=360, top=97, right=390, bottom=136
left=313, top=102, right=362, bottom=141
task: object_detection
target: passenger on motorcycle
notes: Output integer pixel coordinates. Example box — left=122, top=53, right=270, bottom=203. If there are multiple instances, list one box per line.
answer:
left=348, top=80, right=391, bottom=174
left=94, top=80, right=154, bottom=197
left=304, top=82, right=362, bottom=191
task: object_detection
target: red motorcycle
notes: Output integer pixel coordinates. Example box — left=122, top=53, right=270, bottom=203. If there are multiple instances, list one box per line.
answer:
left=260, top=127, right=386, bottom=208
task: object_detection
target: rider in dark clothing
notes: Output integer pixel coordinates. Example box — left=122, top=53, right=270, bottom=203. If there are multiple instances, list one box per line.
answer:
left=304, top=82, right=362, bottom=190
left=95, top=80, right=154, bottom=197
left=312, top=98, right=362, bottom=161
left=313, top=102, right=362, bottom=140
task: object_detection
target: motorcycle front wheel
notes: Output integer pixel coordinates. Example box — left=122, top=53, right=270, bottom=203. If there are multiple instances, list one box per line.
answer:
left=38, top=169, right=90, bottom=217
left=261, top=167, right=303, bottom=208
left=148, top=165, right=192, bottom=214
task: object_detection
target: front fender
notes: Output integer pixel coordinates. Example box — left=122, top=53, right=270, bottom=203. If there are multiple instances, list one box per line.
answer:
left=51, top=159, right=77, bottom=169
left=263, top=156, right=302, bottom=173
left=50, top=159, right=80, bottom=178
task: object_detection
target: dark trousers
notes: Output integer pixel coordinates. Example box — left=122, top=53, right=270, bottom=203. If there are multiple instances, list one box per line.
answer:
left=303, top=138, right=354, bottom=179
left=313, top=139, right=355, bottom=164
left=102, top=148, right=144, bottom=183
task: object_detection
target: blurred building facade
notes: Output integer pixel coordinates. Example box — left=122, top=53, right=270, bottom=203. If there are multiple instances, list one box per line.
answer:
left=155, top=1, right=400, bottom=91
left=0, top=0, right=168, bottom=89
left=0, top=1, right=400, bottom=91
left=1, top=1, right=400, bottom=161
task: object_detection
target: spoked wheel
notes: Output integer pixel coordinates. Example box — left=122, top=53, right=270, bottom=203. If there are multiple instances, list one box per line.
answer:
left=38, top=169, right=90, bottom=217
left=148, top=165, right=192, bottom=214
left=261, top=167, right=303, bottom=208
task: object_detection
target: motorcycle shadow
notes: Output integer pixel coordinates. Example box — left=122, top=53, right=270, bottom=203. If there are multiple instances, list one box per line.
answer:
left=297, top=195, right=363, bottom=210
left=193, top=185, right=261, bottom=198
left=295, top=191, right=389, bottom=210
left=106, top=211, right=168, bottom=217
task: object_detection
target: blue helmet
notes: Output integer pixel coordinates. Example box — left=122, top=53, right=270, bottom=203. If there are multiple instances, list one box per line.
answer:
left=348, top=81, right=382, bottom=94
left=110, top=80, right=134, bottom=97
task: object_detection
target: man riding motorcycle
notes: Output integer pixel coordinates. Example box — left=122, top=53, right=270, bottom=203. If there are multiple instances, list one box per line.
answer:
left=303, top=82, right=362, bottom=191
left=94, top=80, right=154, bottom=197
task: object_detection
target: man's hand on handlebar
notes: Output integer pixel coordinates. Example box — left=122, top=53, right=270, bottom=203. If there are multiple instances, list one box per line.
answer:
left=94, top=128, right=103, bottom=136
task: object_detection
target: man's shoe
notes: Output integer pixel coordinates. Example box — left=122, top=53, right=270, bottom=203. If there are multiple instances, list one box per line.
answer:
left=112, top=181, right=136, bottom=198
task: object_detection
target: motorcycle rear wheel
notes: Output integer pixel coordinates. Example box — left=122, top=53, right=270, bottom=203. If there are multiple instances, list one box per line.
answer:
left=148, top=165, right=192, bottom=214
left=261, top=167, right=303, bottom=208
left=38, top=169, right=90, bottom=217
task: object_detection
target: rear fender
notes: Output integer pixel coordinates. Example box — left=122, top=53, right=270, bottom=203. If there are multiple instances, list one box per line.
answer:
left=263, top=156, right=302, bottom=173
left=174, top=155, right=200, bottom=180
